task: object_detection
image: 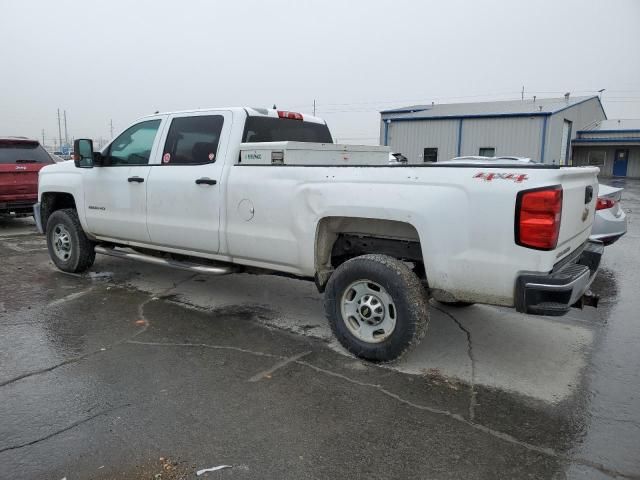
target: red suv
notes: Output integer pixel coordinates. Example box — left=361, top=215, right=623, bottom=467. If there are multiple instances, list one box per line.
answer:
left=0, top=137, right=54, bottom=216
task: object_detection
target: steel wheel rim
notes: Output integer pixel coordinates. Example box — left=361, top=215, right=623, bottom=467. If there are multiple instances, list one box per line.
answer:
left=52, top=224, right=72, bottom=261
left=340, top=280, right=396, bottom=343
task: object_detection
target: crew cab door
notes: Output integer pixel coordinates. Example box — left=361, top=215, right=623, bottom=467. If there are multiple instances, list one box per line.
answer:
left=146, top=111, right=231, bottom=253
left=83, top=118, right=164, bottom=243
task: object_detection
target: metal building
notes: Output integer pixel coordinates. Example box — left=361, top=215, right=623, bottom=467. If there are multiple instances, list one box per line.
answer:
left=572, top=119, right=640, bottom=178
left=379, top=96, right=606, bottom=164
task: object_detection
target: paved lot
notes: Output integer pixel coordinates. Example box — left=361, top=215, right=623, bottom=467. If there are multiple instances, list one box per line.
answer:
left=1, top=179, right=639, bottom=479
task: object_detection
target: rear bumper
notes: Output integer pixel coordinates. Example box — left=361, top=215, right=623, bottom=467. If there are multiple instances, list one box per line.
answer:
left=0, top=199, right=37, bottom=214
left=590, top=208, right=627, bottom=246
left=515, top=241, right=603, bottom=316
left=33, top=202, right=44, bottom=233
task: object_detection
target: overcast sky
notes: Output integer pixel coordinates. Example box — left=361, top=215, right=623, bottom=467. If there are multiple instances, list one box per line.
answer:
left=1, top=0, right=639, bottom=147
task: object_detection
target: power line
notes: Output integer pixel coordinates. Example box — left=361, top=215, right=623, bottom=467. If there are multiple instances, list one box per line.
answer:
left=57, top=109, right=62, bottom=150
left=63, top=110, right=69, bottom=145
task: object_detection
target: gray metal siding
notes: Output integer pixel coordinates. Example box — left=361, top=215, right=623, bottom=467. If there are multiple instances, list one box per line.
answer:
left=626, top=148, right=640, bottom=178
left=572, top=146, right=614, bottom=176
left=546, top=98, right=606, bottom=165
left=459, top=117, right=543, bottom=159
left=385, top=119, right=459, bottom=163
left=629, top=148, right=640, bottom=178
left=379, top=96, right=605, bottom=166
left=572, top=146, right=640, bottom=178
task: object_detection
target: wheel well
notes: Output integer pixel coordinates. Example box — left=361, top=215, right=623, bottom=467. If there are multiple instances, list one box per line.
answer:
left=40, top=192, right=76, bottom=228
left=315, top=217, right=424, bottom=290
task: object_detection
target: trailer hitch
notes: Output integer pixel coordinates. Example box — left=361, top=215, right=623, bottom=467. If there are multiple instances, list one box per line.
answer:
left=572, top=290, right=600, bottom=309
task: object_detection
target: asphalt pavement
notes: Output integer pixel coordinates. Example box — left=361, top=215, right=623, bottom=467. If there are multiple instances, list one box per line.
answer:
left=1, top=179, right=639, bottom=480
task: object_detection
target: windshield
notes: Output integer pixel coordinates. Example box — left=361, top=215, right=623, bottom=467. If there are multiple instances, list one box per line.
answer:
left=242, top=116, right=333, bottom=143
left=0, top=142, right=53, bottom=164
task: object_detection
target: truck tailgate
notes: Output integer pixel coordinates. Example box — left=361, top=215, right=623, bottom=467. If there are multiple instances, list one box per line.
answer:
left=0, top=163, right=40, bottom=199
left=555, top=167, right=599, bottom=248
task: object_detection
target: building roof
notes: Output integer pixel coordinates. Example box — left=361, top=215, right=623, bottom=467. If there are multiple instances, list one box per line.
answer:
left=578, top=119, right=640, bottom=133
left=381, top=96, right=601, bottom=120
left=573, top=118, right=640, bottom=145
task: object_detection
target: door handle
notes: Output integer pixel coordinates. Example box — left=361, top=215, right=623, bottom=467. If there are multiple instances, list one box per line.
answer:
left=128, top=176, right=144, bottom=183
left=195, top=178, right=217, bottom=185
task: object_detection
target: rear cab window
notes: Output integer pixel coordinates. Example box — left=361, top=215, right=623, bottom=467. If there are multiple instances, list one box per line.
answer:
left=0, top=139, right=53, bottom=164
left=242, top=116, right=333, bottom=143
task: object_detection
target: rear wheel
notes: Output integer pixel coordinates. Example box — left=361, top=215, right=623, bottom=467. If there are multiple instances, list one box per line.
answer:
left=46, top=209, right=95, bottom=273
left=324, top=254, right=428, bottom=362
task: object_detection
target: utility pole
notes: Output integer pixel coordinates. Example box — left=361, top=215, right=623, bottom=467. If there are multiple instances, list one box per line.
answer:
left=63, top=110, right=69, bottom=146
left=41, top=129, right=45, bottom=146
left=313, top=99, right=316, bottom=116
left=57, top=109, right=63, bottom=151
left=110, top=119, right=114, bottom=138
left=521, top=86, right=525, bottom=101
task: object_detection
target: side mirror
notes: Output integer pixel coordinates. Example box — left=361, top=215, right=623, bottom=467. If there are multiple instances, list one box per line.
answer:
left=74, top=139, right=95, bottom=168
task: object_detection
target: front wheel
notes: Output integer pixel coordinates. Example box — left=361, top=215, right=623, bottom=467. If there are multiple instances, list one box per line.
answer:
left=46, top=208, right=96, bottom=273
left=324, top=254, right=429, bottom=362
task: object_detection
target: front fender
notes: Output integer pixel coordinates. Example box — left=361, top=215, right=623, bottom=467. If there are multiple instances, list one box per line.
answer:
left=38, top=164, right=87, bottom=233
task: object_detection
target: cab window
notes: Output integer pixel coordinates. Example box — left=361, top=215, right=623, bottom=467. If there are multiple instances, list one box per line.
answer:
left=107, top=120, right=161, bottom=166
left=162, top=115, right=224, bottom=165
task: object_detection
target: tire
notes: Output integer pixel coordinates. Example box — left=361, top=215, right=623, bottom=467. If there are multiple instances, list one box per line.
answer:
left=436, top=300, right=475, bottom=307
left=46, top=208, right=96, bottom=273
left=324, top=254, right=429, bottom=362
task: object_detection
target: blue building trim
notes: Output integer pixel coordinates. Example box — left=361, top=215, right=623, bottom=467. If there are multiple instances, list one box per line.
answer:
left=383, top=120, right=390, bottom=146
left=380, top=112, right=551, bottom=123
left=457, top=118, right=463, bottom=156
left=576, top=129, right=640, bottom=135
left=540, top=116, right=548, bottom=163
left=572, top=138, right=640, bottom=144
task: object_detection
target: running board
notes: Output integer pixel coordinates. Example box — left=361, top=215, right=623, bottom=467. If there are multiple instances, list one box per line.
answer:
left=94, top=245, right=233, bottom=275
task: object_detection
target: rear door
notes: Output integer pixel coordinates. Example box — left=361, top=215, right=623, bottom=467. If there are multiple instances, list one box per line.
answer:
left=83, top=118, right=164, bottom=242
left=146, top=111, right=231, bottom=253
left=0, top=140, right=53, bottom=206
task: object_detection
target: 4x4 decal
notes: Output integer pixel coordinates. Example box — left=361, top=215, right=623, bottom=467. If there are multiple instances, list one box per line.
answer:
left=473, top=172, right=528, bottom=183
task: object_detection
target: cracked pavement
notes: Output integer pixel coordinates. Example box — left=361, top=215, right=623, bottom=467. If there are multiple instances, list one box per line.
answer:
left=1, top=179, right=640, bottom=479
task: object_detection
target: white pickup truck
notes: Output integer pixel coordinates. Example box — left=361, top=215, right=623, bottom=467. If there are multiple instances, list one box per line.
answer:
left=34, top=107, right=603, bottom=361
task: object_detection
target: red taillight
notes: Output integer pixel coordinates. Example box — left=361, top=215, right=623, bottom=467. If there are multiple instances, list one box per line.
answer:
left=596, top=197, right=616, bottom=210
left=277, top=110, right=303, bottom=120
left=516, top=186, right=563, bottom=250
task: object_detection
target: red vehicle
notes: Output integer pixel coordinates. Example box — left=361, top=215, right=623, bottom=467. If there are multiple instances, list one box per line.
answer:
left=0, top=137, right=54, bottom=216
